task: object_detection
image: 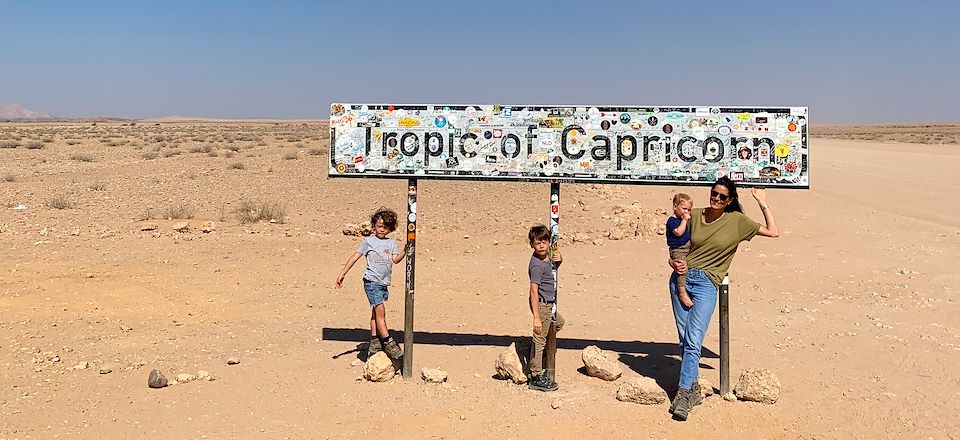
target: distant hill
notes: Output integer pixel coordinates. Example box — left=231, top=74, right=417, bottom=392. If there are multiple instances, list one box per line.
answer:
left=0, top=103, right=55, bottom=120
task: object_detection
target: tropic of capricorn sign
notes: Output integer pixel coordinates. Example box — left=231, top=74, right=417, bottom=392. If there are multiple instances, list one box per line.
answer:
left=329, top=104, right=808, bottom=187
left=327, top=103, right=808, bottom=381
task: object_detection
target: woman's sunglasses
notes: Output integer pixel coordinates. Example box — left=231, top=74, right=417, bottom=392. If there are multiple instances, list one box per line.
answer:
left=710, top=190, right=730, bottom=202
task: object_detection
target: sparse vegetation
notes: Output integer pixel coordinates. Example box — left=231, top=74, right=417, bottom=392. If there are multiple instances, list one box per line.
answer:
left=282, top=152, right=298, bottom=160
left=25, top=141, right=44, bottom=149
left=46, top=194, right=74, bottom=210
left=88, top=181, right=107, bottom=191
left=2, top=173, right=15, bottom=182
left=307, top=147, right=324, bottom=156
left=141, top=152, right=158, bottom=160
left=229, top=162, right=245, bottom=170
left=165, top=203, right=195, bottom=219
left=162, top=149, right=182, bottom=157
left=70, top=153, right=95, bottom=162
left=0, top=140, right=18, bottom=149
left=236, top=199, right=287, bottom=224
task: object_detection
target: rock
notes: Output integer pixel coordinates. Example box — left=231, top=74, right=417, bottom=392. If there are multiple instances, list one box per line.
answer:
left=201, top=221, right=215, bottom=233
left=197, top=370, right=213, bottom=381
left=74, top=361, right=89, bottom=370
left=140, top=223, right=158, bottom=231
left=421, top=368, right=448, bottom=383
left=494, top=342, right=527, bottom=384
left=173, top=222, right=190, bottom=232
left=656, top=225, right=666, bottom=235
left=616, top=376, right=667, bottom=404
left=581, top=345, right=622, bottom=381
left=71, top=227, right=81, bottom=236
left=148, top=369, right=167, bottom=388
left=551, top=399, right=562, bottom=409
left=592, top=238, right=604, bottom=246
left=99, top=367, right=112, bottom=375
left=364, top=352, right=398, bottom=382
left=733, top=369, right=781, bottom=404
left=699, top=379, right=716, bottom=400
left=571, top=232, right=591, bottom=243
left=226, top=358, right=240, bottom=365
left=176, top=373, right=196, bottom=384
left=342, top=221, right=371, bottom=237
left=607, top=227, right=625, bottom=241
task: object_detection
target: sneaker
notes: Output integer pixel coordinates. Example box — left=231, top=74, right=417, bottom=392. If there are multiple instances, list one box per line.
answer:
left=382, top=338, right=403, bottom=360
left=366, top=339, right=382, bottom=358
left=672, top=389, right=692, bottom=421
left=527, top=373, right=559, bottom=392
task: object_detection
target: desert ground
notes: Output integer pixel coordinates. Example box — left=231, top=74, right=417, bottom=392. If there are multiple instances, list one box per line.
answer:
left=1, top=121, right=959, bottom=439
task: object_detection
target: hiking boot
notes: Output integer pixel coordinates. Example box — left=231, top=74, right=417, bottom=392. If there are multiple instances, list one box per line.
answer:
left=689, top=382, right=703, bottom=408
left=527, top=373, right=559, bottom=392
left=672, top=388, right=692, bottom=421
left=382, top=338, right=403, bottom=360
left=366, top=338, right=382, bottom=358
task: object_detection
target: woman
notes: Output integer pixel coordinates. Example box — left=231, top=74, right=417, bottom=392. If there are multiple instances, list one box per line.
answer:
left=667, top=177, right=779, bottom=421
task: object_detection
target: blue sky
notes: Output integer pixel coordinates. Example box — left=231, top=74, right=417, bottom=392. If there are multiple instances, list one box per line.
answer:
left=1, top=0, right=957, bottom=123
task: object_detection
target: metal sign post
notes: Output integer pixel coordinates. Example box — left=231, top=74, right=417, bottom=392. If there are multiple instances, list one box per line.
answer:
left=544, top=182, right=560, bottom=381
left=402, top=179, right=418, bottom=379
left=719, top=274, right=731, bottom=398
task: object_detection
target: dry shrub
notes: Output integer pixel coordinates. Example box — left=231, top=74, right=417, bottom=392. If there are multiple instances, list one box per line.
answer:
left=282, top=152, right=298, bottom=160
left=0, top=140, right=20, bottom=149
left=141, top=152, right=158, bottom=160
left=70, top=153, right=95, bottom=162
left=236, top=200, right=287, bottom=224
left=2, top=173, right=15, bottom=182
left=47, top=194, right=74, bottom=210
left=165, top=203, right=195, bottom=219
left=66, top=139, right=81, bottom=146
left=162, top=149, right=182, bottom=157
left=307, top=147, right=324, bottom=156
left=88, top=181, right=106, bottom=191
left=229, top=162, right=245, bottom=170
left=25, top=141, right=44, bottom=149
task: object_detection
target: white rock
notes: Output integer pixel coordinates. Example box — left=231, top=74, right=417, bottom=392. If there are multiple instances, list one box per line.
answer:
left=421, top=368, right=448, bottom=383
left=733, top=369, right=781, bottom=404
left=616, top=376, right=667, bottom=404
left=173, top=222, right=190, bottom=232
left=197, top=370, right=212, bottom=381
left=581, top=345, right=622, bottom=381
left=494, top=342, right=527, bottom=384
left=364, top=352, right=398, bottom=382
left=177, top=373, right=196, bottom=384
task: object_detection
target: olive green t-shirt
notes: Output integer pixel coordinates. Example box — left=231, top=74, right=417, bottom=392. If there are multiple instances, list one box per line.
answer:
left=685, top=208, right=761, bottom=287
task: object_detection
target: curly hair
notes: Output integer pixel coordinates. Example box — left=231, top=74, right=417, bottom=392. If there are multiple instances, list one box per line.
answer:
left=370, top=207, right=398, bottom=232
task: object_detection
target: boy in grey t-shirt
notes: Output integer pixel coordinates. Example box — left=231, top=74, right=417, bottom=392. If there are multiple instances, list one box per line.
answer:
left=335, top=208, right=406, bottom=360
left=526, top=224, right=565, bottom=392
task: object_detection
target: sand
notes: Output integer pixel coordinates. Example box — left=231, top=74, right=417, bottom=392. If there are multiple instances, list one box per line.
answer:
left=1, top=122, right=959, bottom=439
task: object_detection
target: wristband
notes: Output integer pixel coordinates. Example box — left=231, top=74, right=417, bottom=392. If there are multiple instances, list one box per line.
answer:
left=760, top=204, right=769, bottom=211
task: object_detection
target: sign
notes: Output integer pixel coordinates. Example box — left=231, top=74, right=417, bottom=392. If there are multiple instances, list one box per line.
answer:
left=329, top=104, right=808, bottom=188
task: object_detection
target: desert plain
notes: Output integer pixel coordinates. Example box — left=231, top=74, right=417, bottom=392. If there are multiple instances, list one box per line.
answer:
left=1, top=121, right=959, bottom=439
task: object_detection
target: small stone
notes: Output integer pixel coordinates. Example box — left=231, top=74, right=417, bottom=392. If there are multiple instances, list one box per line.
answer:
left=616, top=376, right=667, bottom=404
left=173, top=222, right=190, bottom=232
left=494, top=342, right=527, bottom=384
left=74, top=361, right=89, bottom=370
left=99, top=367, right=112, bottom=375
left=176, top=373, right=196, bottom=384
left=351, top=359, right=363, bottom=367
left=581, top=345, right=623, bottom=381
left=459, top=414, right=466, bottom=421
left=197, top=370, right=212, bottom=381
left=226, top=358, right=240, bottom=365
left=140, top=223, right=158, bottom=231
left=71, top=227, right=81, bottom=236
left=551, top=399, right=562, bottom=409
left=201, top=221, right=215, bottom=233
left=364, top=352, right=398, bottom=382
left=148, top=369, right=167, bottom=388
left=421, top=368, right=448, bottom=383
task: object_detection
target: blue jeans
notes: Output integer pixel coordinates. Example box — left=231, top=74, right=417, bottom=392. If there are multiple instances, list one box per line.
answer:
left=363, top=279, right=389, bottom=306
left=669, top=269, right=718, bottom=389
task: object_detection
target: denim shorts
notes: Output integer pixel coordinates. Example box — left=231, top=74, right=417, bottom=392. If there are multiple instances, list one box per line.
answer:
left=363, top=279, right=389, bottom=307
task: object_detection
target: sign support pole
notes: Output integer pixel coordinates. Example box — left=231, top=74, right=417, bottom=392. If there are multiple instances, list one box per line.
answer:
left=544, top=181, right=560, bottom=382
left=402, top=179, right=418, bottom=379
left=719, top=274, right=732, bottom=398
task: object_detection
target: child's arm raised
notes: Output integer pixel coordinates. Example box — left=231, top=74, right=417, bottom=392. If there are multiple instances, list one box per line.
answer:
left=530, top=282, right=542, bottom=335
left=391, top=239, right=408, bottom=264
left=671, top=214, right=690, bottom=237
left=334, top=252, right=362, bottom=288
